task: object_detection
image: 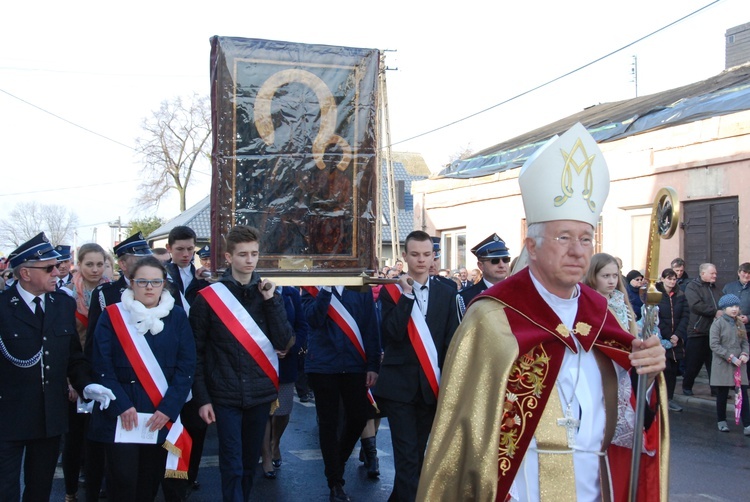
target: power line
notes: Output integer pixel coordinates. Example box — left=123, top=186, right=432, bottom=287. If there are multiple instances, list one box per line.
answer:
left=0, top=66, right=204, bottom=79
left=0, top=87, right=135, bottom=151
left=388, top=0, right=722, bottom=148
left=0, top=179, right=140, bottom=197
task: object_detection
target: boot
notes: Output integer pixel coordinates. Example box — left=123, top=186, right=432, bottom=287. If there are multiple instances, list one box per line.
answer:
left=358, top=438, right=369, bottom=467
left=361, top=436, right=380, bottom=478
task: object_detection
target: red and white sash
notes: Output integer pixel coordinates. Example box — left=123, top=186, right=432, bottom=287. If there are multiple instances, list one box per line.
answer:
left=302, top=286, right=378, bottom=410
left=302, top=286, right=366, bottom=359
left=106, top=304, right=192, bottom=479
left=198, top=283, right=279, bottom=389
left=384, top=283, right=441, bottom=398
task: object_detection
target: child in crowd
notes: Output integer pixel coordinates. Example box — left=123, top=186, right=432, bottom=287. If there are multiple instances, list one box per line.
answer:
left=709, top=294, right=750, bottom=433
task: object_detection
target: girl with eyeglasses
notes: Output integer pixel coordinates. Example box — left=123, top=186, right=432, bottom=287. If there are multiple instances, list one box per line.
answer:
left=88, top=256, right=196, bottom=501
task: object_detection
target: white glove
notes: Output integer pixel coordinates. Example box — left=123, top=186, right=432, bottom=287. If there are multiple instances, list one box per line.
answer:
left=83, top=384, right=116, bottom=410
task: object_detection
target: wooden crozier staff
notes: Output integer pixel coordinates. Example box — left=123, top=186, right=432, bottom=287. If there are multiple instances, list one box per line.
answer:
left=629, top=187, right=679, bottom=502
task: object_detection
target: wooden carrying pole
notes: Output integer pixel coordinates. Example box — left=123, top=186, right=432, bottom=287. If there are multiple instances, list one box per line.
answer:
left=379, top=53, right=400, bottom=264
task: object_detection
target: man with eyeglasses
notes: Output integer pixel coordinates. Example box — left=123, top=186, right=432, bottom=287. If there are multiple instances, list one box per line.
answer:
left=418, top=123, right=668, bottom=501
left=456, top=233, right=510, bottom=322
left=0, top=232, right=114, bottom=501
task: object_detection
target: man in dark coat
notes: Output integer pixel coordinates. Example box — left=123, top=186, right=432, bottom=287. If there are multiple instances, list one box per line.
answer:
left=457, top=233, right=510, bottom=322
left=0, top=233, right=113, bottom=501
left=164, top=226, right=210, bottom=308
left=190, top=225, right=294, bottom=501
left=374, top=230, right=459, bottom=502
left=671, top=257, right=690, bottom=292
left=682, top=262, right=722, bottom=396
left=54, top=244, right=74, bottom=288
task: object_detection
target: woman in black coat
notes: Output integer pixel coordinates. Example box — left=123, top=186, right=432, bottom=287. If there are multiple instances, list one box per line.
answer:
left=656, top=268, right=689, bottom=412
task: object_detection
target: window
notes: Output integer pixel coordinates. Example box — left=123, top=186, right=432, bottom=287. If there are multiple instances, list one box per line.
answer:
left=396, top=180, right=405, bottom=210
left=441, top=229, right=467, bottom=271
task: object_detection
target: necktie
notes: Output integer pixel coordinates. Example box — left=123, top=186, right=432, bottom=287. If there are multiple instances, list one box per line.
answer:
left=33, top=297, right=45, bottom=324
left=57, top=279, right=64, bottom=289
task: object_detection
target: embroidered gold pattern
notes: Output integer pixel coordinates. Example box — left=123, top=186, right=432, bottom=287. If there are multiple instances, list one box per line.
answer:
left=600, top=338, right=630, bottom=351
left=497, top=345, right=550, bottom=477
left=553, top=137, right=597, bottom=211
left=555, top=324, right=570, bottom=338
left=574, top=322, right=592, bottom=337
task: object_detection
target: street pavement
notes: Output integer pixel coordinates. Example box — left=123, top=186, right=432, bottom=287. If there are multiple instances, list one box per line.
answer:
left=48, top=369, right=750, bottom=501
left=51, top=396, right=394, bottom=501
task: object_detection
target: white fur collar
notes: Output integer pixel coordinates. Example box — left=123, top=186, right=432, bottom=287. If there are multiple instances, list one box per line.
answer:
left=120, top=288, right=174, bottom=336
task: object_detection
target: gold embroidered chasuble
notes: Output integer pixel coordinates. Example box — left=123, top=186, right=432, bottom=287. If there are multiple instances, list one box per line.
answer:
left=416, top=268, right=669, bottom=502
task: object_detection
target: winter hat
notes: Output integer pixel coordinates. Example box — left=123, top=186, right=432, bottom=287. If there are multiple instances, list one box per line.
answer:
left=625, top=270, right=644, bottom=283
left=719, top=294, right=741, bottom=310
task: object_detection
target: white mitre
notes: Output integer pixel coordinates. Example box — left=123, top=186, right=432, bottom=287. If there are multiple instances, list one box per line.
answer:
left=518, top=122, right=609, bottom=226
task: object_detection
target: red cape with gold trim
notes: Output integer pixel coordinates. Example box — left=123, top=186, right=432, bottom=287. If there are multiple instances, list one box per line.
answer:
left=416, top=267, right=669, bottom=502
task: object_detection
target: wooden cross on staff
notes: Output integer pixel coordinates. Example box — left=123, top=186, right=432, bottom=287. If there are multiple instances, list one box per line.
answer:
left=629, top=187, right=679, bottom=502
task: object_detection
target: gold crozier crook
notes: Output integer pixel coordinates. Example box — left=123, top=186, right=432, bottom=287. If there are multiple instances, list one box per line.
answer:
left=629, top=186, right=679, bottom=502
left=254, top=69, right=353, bottom=172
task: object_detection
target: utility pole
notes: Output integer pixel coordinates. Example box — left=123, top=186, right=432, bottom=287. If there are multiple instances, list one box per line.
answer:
left=379, top=51, right=400, bottom=264
left=631, top=55, right=639, bottom=98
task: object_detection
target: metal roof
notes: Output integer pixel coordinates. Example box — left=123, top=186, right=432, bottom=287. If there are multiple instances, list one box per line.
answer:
left=438, top=63, right=750, bottom=179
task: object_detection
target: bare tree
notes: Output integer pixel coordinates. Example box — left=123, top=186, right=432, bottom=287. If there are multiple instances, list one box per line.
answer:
left=135, top=93, right=211, bottom=212
left=448, top=143, right=474, bottom=164
left=0, top=202, right=79, bottom=247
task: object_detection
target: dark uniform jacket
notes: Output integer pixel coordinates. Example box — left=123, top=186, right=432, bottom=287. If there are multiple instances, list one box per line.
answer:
left=0, top=284, right=90, bottom=441
left=165, top=262, right=209, bottom=306
left=189, top=273, right=294, bottom=409
left=301, top=286, right=381, bottom=375
left=374, top=279, right=458, bottom=406
left=457, top=280, right=489, bottom=322
left=431, top=275, right=457, bottom=291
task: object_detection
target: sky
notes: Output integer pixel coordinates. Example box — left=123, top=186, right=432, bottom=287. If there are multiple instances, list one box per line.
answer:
left=0, top=0, right=744, bottom=255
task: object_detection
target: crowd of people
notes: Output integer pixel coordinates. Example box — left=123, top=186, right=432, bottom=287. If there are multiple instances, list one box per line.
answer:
left=1, top=122, right=745, bottom=502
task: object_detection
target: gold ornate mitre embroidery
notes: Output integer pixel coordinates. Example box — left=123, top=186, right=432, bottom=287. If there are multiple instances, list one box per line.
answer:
left=498, top=345, right=551, bottom=476
left=553, top=138, right=597, bottom=211
left=518, top=122, right=609, bottom=227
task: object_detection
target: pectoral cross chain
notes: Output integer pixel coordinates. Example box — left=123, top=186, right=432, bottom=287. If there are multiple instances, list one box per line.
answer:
left=556, top=404, right=579, bottom=448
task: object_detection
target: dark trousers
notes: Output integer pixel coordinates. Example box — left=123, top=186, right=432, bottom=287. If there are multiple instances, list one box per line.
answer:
left=103, top=443, right=167, bottom=502
left=0, top=435, right=60, bottom=502
left=665, top=357, right=680, bottom=399
left=716, top=385, right=750, bottom=426
left=682, top=336, right=713, bottom=390
left=63, top=404, right=87, bottom=495
left=83, top=440, right=106, bottom=502
left=307, top=373, right=370, bottom=488
left=214, top=403, right=270, bottom=502
left=378, top=396, right=436, bottom=502
left=295, top=357, right=311, bottom=398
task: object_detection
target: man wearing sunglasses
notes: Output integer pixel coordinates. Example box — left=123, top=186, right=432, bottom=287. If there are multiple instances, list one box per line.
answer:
left=0, top=232, right=114, bottom=501
left=456, top=233, right=511, bottom=322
